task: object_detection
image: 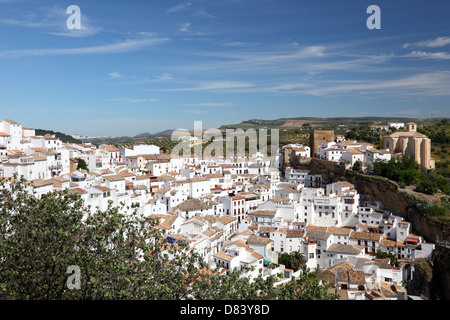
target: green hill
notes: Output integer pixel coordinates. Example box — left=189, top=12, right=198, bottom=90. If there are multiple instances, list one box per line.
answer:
left=34, top=129, right=82, bottom=144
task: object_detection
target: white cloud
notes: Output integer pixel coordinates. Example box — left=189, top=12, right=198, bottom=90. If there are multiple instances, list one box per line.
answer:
left=178, top=23, right=191, bottom=32
left=108, top=72, right=127, bottom=79
left=403, top=36, right=450, bottom=48
left=167, top=2, right=193, bottom=13
left=221, top=41, right=261, bottom=47
left=403, top=50, right=450, bottom=60
left=155, top=73, right=174, bottom=81
left=179, top=109, right=208, bottom=114
left=107, top=98, right=159, bottom=103
left=157, top=81, right=253, bottom=92
left=303, top=71, right=450, bottom=97
left=185, top=102, right=232, bottom=107
left=396, top=109, right=421, bottom=115
left=0, top=6, right=101, bottom=37
left=1, top=36, right=169, bottom=57
left=0, top=18, right=45, bottom=28
left=172, top=45, right=327, bottom=76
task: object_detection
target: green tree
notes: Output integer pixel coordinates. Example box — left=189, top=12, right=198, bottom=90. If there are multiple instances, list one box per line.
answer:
left=415, top=172, right=438, bottom=195
left=352, top=160, right=363, bottom=173
left=0, top=177, right=337, bottom=300
left=278, top=252, right=290, bottom=267
left=375, top=250, right=399, bottom=267
left=288, top=251, right=306, bottom=272
left=75, top=157, right=89, bottom=172
left=275, top=272, right=338, bottom=300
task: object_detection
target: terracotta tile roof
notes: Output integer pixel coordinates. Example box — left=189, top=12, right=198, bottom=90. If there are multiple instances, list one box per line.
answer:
left=388, top=131, right=427, bottom=138
left=258, top=226, right=278, bottom=233
left=350, top=231, right=383, bottom=241
left=92, top=185, right=111, bottom=192
left=104, top=145, right=119, bottom=152
left=28, top=179, right=54, bottom=188
left=247, top=235, right=271, bottom=245
left=329, top=261, right=355, bottom=273
left=175, top=198, right=212, bottom=211
left=346, top=147, right=365, bottom=154
left=103, top=174, right=125, bottom=182
left=305, top=225, right=327, bottom=233
left=213, top=251, right=235, bottom=262
left=328, top=244, right=363, bottom=255
left=136, top=175, right=150, bottom=180
left=327, top=226, right=353, bottom=235
left=248, top=210, right=277, bottom=217
left=219, top=215, right=237, bottom=225
left=380, top=238, right=396, bottom=247
left=335, top=181, right=355, bottom=188
left=348, top=270, right=366, bottom=284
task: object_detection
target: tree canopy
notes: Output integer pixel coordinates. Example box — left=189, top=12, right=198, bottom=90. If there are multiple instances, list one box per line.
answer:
left=0, top=177, right=337, bottom=300
left=372, top=155, right=449, bottom=195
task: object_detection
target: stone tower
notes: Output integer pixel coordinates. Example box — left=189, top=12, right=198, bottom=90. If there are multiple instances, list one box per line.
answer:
left=310, top=130, right=334, bottom=158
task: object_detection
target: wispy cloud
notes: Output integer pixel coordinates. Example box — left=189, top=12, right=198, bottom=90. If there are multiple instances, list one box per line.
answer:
left=221, top=41, right=261, bottom=47
left=167, top=2, right=193, bottom=14
left=107, top=98, right=159, bottom=104
left=155, top=73, right=174, bottom=81
left=0, top=106, right=112, bottom=115
left=179, top=109, right=208, bottom=114
left=396, top=109, right=421, bottom=115
left=108, top=72, right=127, bottom=79
left=301, top=71, right=450, bottom=97
left=403, top=50, right=450, bottom=60
left=403, top=36, right=450, bottom=48
left=0, top=35, right=169, bottom=57
left=172, top=45, right=327, bottom=75
left=185, top=102, right=232, bottom=107
left=0, top=6, right=101, bottom=37
left=156, top=81, right=253, bottom=92
left=178, top=22, right=191, bottom=32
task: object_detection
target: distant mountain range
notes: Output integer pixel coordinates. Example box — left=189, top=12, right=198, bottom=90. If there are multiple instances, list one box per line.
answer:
left=134, top=129, right=174, bottom=138
left=69, top=116, right=449, bottom=147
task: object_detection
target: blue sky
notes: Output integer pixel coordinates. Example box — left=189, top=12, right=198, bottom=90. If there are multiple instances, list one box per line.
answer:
left=0, top=0, right=449, bottom=136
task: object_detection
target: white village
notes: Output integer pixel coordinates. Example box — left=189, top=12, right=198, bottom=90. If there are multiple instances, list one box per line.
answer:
left=0, top=118, right=436, bottom=300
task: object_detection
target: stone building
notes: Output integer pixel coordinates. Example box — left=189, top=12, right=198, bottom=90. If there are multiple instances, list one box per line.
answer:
left=310, top=130, right=335, bottom=158
left=382, top=122, right=434, bottom=170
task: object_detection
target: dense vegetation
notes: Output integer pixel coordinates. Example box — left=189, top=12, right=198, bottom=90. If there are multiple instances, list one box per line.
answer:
left=418, top=119, right=450, bottom=163
left=75, top=157, right=89, bottom=172
left=375, top=250, right=399, bottom=268
left=372, top=155, right=450, bottom=195
left=0, top=178, right=337, bottom=300
left=345, top=125, right=382, bottom=148
left=277, top=251, right=306, bottom=272
left=34, top=129, right=82, bottom=144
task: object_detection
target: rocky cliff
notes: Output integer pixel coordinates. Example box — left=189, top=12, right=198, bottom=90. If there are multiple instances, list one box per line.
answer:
left=297, top=158, right=450, bottom=244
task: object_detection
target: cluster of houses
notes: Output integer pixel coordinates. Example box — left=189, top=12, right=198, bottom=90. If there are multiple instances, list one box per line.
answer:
left=0, top=119, right=435, bottom=300
left=314, top=121, right=434, bottom=171
left=315, top=139, right=391, bottom=170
